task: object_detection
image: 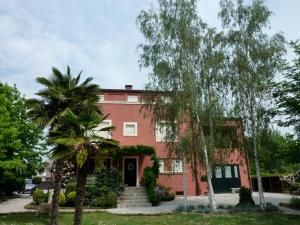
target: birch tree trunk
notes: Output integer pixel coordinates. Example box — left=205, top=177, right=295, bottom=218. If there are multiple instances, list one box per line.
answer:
left=200, top=129, right=216, bottom=211
left=251, top=98, right=265, bottom=208
left=182, top=155, right=188, bottom=208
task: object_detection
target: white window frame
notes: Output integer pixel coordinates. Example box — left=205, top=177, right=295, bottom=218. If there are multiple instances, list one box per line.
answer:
left=123, top=122, right=138, bottom=136
left=98, top=94, right=104, bottom=102
left=234, top=165, right=239, bottom=178
left=95, top=119, right=112, bottom=139
left=127, top=95, right=139, bottom=103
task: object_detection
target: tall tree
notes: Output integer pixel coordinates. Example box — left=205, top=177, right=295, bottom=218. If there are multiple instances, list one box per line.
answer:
left=27, top=67, right=100, bottom=225
left=219, top=0, right=286, bottom=208
left=49, top=104, right=119, bottom=225
left=137, top=0, right=228, bottom=210
left=274, top=41, right=300, bottom=137
left=0, top=83, right=44, bottom=195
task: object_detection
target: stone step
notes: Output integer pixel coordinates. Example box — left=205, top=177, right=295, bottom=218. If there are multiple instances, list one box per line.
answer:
left=117, top=203, right=152, bottom=208
left=121, top=196, right=149, bottom=201
left=123, top=193, right=148, bottom=197
left=119, top=199, right=150, bottom=204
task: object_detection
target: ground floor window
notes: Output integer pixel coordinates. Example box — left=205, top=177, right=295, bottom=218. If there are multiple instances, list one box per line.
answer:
left=159, top=159, right=183, bottom=173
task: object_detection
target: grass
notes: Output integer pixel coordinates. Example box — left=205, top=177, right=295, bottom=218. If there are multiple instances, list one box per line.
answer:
left=0, top=212, right=300, bottom=225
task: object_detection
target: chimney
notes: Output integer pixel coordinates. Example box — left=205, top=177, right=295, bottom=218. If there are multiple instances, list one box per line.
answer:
left=125, top=84, right=133, bottom=90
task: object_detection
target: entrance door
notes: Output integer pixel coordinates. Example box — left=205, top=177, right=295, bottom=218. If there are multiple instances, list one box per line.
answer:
left=124, top=158, right=137, bottom=187
left=212, top=164, right=241, bottom=193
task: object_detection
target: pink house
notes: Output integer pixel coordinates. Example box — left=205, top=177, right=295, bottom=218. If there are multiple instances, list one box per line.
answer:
left=97, top=85, right=251, bottom=196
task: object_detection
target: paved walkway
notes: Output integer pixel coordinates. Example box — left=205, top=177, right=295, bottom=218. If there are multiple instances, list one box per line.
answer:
left=0, top=192, right=299, bottom=215
left=0, top=194, right=32, bottom=214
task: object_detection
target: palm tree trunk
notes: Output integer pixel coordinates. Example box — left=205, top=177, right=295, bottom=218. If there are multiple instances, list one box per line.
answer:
left=50, top=159, right=64, bottom=225
left=74, top=161, right=89, bottom=225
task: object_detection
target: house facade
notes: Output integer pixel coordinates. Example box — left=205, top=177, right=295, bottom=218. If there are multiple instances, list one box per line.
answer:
left=97, top=85, right=251, bottom=196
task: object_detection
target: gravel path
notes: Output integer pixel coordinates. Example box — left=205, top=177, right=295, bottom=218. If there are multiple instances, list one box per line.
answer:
left=0, top=194, right=32, bottom=214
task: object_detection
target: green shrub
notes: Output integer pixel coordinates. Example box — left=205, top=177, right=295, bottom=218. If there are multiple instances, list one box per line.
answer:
left=264, top=202, right=279, bottom=212
left=158, top=185, right=175, bottom=201
left=89, top=191, right=117, bottom=208
left=59, top=193, right=66, bottom=206
left=66, top=191, right=76, bottom=207
left=32, top=176, right=42, bottom=185
left=289, top=183, right=300, bottom=193
left=65, top=182, right=76, bottom=196
left=290, top=197, right=300, bottom=209
left=151, top=155, right=160, bottom=178
left=238, top=186, right=254, bottom=206
left=85, top=185, right=99, bottom=200
left=32, top=188, right=45, bottom=205
left=95, top=167, right=121, bottom=193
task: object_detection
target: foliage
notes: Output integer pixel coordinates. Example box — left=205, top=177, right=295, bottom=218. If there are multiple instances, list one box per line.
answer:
left=66, top=191, right=76, bottom=207
left=59, top=193, right=66, bottom=206
left=237, top=187, right=254, bottom=206
left=273, top=41, right=300, bottom=136
left=64, top=182, right=76, bottom=196
left=89, top=191, right=117, bottom=208
left=32, top=176, right=42, bottom=185
left=157, top=185, right=175, bottom=201
left=118, top=145, right=155, bottom=156
left=246, top=129, right=300, bottom=175
left=200, top=175, right=207, bottom=182
left=143, top=167, right=160, bottom=206
left=289, top=183, right=300, bottom=193
left=33, top=188, right=45, bottom=205
left=0, top=83, right=45, bottom=195
left=151, top=155, right=160, bottom=178
left=95, top=167, right=121, bottom=193
left=290, top=197, right=300, bottom=209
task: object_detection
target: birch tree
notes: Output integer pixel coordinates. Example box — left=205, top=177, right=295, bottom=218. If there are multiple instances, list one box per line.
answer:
left=137, top=0, right=228, bottom=210
left=219, top=0, right=286, bottom=208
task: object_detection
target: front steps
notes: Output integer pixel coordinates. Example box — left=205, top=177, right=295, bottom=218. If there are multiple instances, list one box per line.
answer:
left=117, top=187, right=152, bottom=208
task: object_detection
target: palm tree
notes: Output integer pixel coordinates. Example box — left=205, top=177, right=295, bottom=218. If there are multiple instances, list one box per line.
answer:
left=49, top=103, right=119, bottom=225
left=27, top=67, right=100, bottom=225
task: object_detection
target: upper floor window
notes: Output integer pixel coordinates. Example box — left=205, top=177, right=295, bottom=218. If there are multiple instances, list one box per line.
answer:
left=98, top=95, right=104, bottom=102
left=156, top=122, right=177, bottom=142
left=95, top=120, right=112, bottom=139
left=127, top=95, right=139, bottom=103
left=123, top=122, right=138, bottom=136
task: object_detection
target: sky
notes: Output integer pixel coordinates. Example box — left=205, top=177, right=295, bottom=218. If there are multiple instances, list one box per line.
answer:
left=0, top=0, right=299, bottom=99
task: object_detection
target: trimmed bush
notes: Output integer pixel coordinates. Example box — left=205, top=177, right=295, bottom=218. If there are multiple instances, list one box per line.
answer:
left=67, top=191, right=76, bottom=207
left=59, top=193, right=66, bottom=206
left=157, top=185, right=175, bottom=201
left=65, top=182, right=76, bottom=196
left=151, top=155, right=160, bottom=178
left=32, top=176, right=42, bottom=185
left=33, top=188, right=45, bottom=205
left=238, top=186, right=254, bottom=206
left=89, top=191, right=117, bottom=208
left=264, top=203, right=279, bottom=212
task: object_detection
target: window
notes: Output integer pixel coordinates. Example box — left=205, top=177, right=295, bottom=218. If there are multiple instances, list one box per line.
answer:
left=159, top=159, right=183, bottom=173
left=172, top=160, right=183, bottom=173
left=127, top=95, right=139, bottom=103
left=234, top=165, right=239, bottom=178
left=98, top=95, right=104, bottom=102
left=225, top=166, right=232, bottom=178
left=159, top=160, right=165, bottom=173
left=215, top=166, right=222, bottom=178
left=95, top=120, right=112, bottom=139
left=123, top=122, right=137, bottom=136
left=156, top=122, right=177, bottom=142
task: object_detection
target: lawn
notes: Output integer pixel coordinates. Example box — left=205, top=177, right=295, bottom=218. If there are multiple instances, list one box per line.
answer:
left=0, top=212, right=300, bottom=225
